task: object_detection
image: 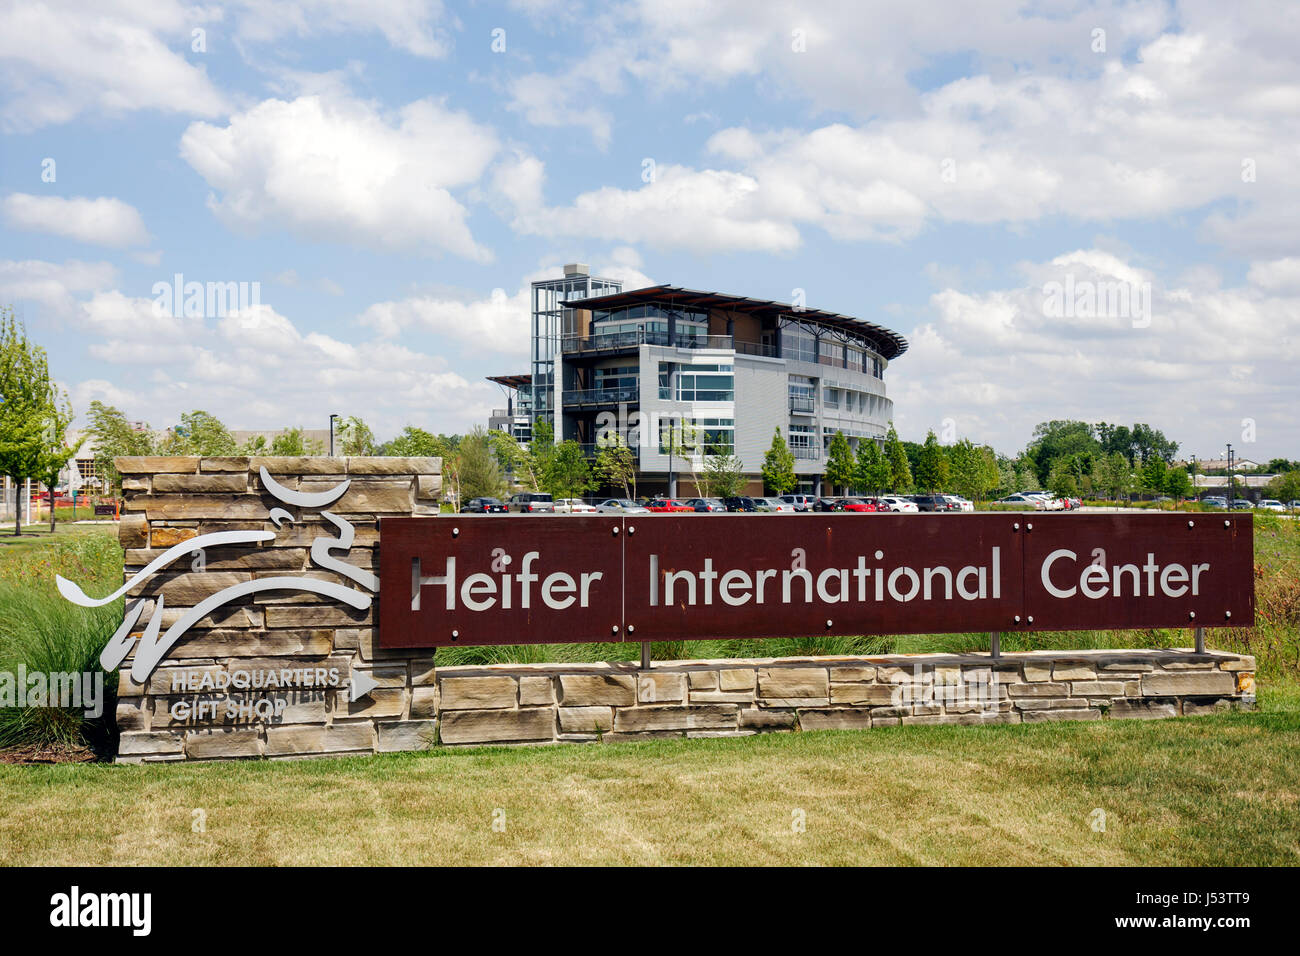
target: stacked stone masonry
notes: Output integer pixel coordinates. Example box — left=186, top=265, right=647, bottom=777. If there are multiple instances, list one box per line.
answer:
left=112, top=456, right=1257, bottom=762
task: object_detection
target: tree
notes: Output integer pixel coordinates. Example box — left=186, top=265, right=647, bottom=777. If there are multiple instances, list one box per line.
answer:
left=914, top=430, right=950, bottom=493
left=855, top=439, right=891, bottom=495
left=1140, top=456, right=1168, bottom=496
left=529, top=419, right=557, bottom=484
left=487, top=429, right=538, bottom=490
left=159, top=410, right=237, bottom=456
left=1266, top=470, right=1300, bottom=504
left=383, top=425, right=451, bottom=459
left=1163, top=467, right=1193, bottom=500
left=947, top=439, right=984, bottom=501
left=543, top=440, right=595, bottom=499
left=884, top=423, right=912, bottom=493
left=1047, top=457, right=1079, bottom=498
left=457, top=428, right=507, bottom=501
left=595, top=436, right=637, bottom=499
left=0, top=312, right=54, bottom=535
left=36, top=387, right=83, bottom=532
left=760, top=427, right=797, bottom=495
left=1093, top=451, right=1134, bottom=500
left=336, top=416, right=377, bottom=456
left=270, top=428, right=309, bottom=456
left=703, top=453, right=746, bottom=498
left=1026, top=420, right=1100, bottom=486
left=824, top=431, right=855, bottom=494
left=84, top=400, right=156, bottom=496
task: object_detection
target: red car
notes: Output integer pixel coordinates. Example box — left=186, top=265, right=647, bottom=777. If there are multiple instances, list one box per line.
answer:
left=646, top=498, right=694, bottom=513
left=836, top=498, right=879, bottom=512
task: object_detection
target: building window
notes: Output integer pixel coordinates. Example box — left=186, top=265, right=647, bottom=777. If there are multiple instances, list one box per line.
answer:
left=658, top=363, right=734, bottom=402
left=594, top=365, right=638, bottom=390
left=660, top=417, right=735, bottom=455
left=785, top=330, right=817, bottom=364
left=823, top=386, right=839, bottom=409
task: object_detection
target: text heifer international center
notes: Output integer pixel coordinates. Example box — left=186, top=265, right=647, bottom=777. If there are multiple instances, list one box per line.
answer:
left=488, top=265, right=909, bottom=497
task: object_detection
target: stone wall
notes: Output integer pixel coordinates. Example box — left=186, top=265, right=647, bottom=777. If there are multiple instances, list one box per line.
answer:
left=109, top=457, right=1256, bottom=761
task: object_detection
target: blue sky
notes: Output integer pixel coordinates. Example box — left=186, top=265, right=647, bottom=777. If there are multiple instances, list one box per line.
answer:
left=1, top=0, right=1297, bottom=460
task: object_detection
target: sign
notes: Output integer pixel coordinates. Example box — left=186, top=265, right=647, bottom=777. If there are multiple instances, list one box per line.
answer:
left=377, top=514, right=1255, bottom=648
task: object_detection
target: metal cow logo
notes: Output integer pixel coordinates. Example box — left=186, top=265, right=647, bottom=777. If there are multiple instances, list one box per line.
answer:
left=57, top=468, right=378, bottom=683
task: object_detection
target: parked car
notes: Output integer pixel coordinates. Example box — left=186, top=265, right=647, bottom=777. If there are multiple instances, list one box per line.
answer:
left=943, top=495, right=975, bottom=512
left=461, top=497, right=507, bottom=513
left=683, top=497, right=726, bottom=512
left=758, top=497, right=796, bottom=512
left=1202, top=496, right=1228, bottom=509
left=996, top=494, right=1047, bottom=510
left=779, top=493, right=816, bottom=512
left=1257, top=499, right=1286, bottom=512
left=834, top=497, right=878, bottom=512
left=723, top=496, right=758, bottom=512
left=876, top=496, right=919, bottom=513
left=596, top=498, right=650, bottom=514
left=812, top=496, right=841, bottom=512
left=1229, top=499, right=1254, bottom=510
left=912, top=494, right=956, bottom=512
left=646, top=498, right=694, bottom=513
left=554, top=498, right=597, bottom=514
left=507, top=492, right=554, bottom=513
left=1289, top=500, right=1300, bottom=512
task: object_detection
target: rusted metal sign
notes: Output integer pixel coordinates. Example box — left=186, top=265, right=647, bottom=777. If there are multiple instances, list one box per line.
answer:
left=377, top=514, right=1254, bottom=649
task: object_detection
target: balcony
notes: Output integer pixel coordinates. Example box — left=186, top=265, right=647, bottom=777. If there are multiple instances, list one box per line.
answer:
left=561, top=385, right=640, bottom=408
left=792, top=446, right=820, bottom=460
left=562, top=329, right=735, bottom=356
left=789, top=395, right=816, bottom=414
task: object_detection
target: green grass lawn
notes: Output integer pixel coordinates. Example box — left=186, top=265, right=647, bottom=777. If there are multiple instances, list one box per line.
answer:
left=2, top=683, right=1296, bottom=866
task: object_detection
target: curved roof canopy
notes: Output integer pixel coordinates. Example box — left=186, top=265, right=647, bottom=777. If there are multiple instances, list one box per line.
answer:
left=562, top=284, right=908, bottom=360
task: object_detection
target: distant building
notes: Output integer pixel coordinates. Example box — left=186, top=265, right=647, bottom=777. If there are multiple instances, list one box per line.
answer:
left=489, top=266, right=908, bottom=496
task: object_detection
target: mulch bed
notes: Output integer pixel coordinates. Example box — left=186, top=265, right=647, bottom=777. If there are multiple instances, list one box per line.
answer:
left=0, top=742, right=98, bottom=764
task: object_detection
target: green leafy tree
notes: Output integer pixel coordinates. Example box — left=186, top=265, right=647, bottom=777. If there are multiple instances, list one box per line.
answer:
left=1265, top=470, right=1300, bottom=504
left=884, top=423, right=912, bottom=493
left=457, top=428, right=507, bottom=502
left=914, top=430, right=950, bottom=493
left=543, top=440, right=595, bottom=499
left=703, top=453, right=746, bottom=499
left=1163, top=467, right=1193, bottom=500
left=487, top=429, right=538, bottom=490
left=947, top=439, right=983, bottom=500
left=977, top=445, right=1000, bottom=502
left=36, top=387, right=83, bottom=532
left=336, top=416, right=377, bottom=456
left=855, top=438, right=891, bottom=495
left=1047, top=458, right=1079, bottom=497
left=595, top=435, right=637, bottom=499
left=824, top=431, right=855, bottom=494
left=996, top=456, right=1018, bottom=497
left=0, top=312, right=55, bottom=534
left=239, top=434, right=269, bottom=455
left=84, top=400, right=156, bottom=496
left=1026, top=420, right=1100, bottom=486
left=383, top=425, right=451, bottom=458
left=1093, top=451, right=1134, bottom=500
left=529, top=419, right=557, bottom=483
left=159, top=410, right=237, bottom=456
left=1140, top=456, right=1168, bottom=496
left=760, top=427, right=797, bottom=495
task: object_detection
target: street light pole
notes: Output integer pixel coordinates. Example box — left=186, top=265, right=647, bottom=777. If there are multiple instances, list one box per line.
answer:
left=329, top=413, right=340, bottom=457
left=666, top=415, right=676, bottom=499
left=1226, top=443, right=1234, bottom=503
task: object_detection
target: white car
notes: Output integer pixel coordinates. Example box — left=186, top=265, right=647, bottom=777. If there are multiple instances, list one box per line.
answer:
left=943, top=495, right=974, bottom=512
left=996, top=494, right=1047, bottom=510
left=595, top=498, right=650, bottom=514
left=1257, top=499, right=1285, bottom=512
left=779, top=494, right=816, bottom=512
left=554, top=498, right=597, bottom=514
left=759, top=497, right=795, bottom=512
left=877, top=496, right=919, bottom=513
left=1025, top=493, right=1065, bottom=511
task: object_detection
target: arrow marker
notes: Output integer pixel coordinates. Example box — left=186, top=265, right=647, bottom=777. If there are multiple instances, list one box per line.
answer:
left=350, top=669, right=380, bottom=702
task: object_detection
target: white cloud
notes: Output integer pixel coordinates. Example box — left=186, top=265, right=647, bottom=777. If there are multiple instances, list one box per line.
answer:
left=1247, top=258, right=1300, bottom=296
left=891, top=249, right=1300, bottom=455
left=359, top=258, right=656, bottom=354
left=229, top=0, right=455, bottom=58
left=0, top=1, right=227, bottom=130
left=180, top=93, right=500, bottom=260
left=0, top=259, right=118, bottom=319
left=3, top=194, right=150, bottom=248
